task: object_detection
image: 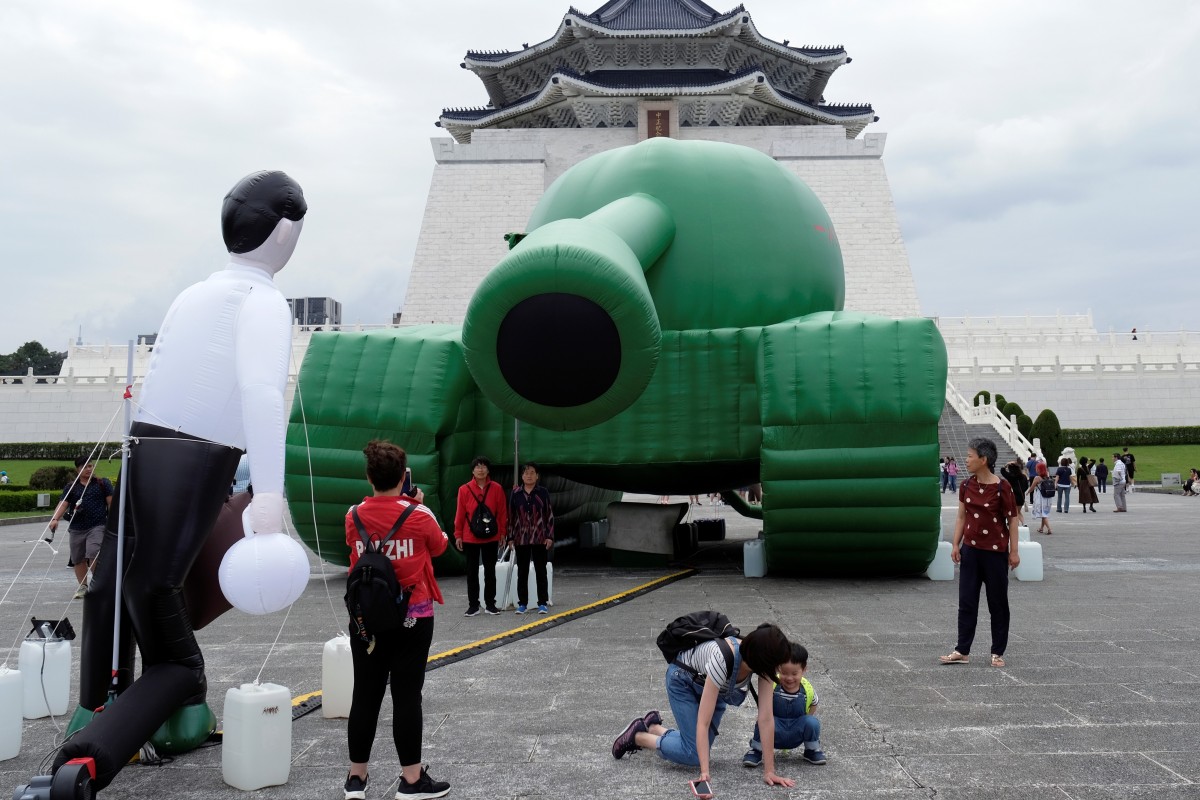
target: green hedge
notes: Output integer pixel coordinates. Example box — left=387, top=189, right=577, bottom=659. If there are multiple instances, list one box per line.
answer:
left=973, top=390, right=990, bottom=407
left=0, top=484, right=31, bottom=492
left=0, top=442, right=120, bottom=460
left=1061, top=427, right=1200, bottom=447
left=0, top=490, right=49, bottom=513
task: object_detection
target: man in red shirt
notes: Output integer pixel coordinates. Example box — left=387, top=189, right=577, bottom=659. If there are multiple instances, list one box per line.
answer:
left=454, top=456, right=508, bottom=616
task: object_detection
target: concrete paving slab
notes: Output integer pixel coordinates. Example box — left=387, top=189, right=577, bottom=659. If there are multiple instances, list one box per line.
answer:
left=4, top=493, right=1200, bottom=798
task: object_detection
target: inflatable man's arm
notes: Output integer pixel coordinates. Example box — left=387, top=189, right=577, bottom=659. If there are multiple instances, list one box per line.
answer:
left=236, top=287, right=292, bottom=535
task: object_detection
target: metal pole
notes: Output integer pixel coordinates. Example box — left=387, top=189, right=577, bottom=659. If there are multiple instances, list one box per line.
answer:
left=110, top=341, right=134, bottom=694
left=513, top=418, right=520, bottom=489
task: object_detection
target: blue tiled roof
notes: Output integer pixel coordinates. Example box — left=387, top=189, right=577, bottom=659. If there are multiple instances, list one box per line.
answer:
left=572, top=0, right=744, bottom=31
left=440, top=68, right=873, bottom=121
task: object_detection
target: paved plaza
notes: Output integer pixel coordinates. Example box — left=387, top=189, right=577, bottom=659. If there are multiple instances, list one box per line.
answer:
left=2, top=489, right=1199, bottom=799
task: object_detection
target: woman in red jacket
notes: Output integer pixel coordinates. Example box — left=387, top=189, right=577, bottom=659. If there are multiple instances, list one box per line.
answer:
left=454, top=455, right=508, bottom=616
left=343, top=440, right=449, bottom=800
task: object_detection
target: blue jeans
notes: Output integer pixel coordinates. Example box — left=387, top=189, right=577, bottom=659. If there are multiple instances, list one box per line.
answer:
left=948, top=475, right=957, bottom=491
left=657, top=664, right=728, bottom=766
left=750, top=714, right=821, bottom=752
left=1056, top=485, right=1071, bottom=512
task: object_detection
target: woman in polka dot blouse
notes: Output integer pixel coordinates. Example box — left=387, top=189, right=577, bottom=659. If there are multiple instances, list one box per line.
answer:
left=939, top=438, right=1020, bottom=668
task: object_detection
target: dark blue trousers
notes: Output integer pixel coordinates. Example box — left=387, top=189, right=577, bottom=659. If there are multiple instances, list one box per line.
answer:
left=956, top=545, right=1010, bottom=657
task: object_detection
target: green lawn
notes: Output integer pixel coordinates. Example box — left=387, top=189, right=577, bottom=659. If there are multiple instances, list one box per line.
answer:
left=1066, top=445, right=1200, bottom=483
left=0, top=458, right=121, bottom=487
left=1, top=510, right=50, bottom=519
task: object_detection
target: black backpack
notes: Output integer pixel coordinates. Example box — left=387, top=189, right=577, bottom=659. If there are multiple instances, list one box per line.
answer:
left=657, top=611, right=740, bottom=666
left=1038, top=475, right=1056, bottom=498
left=345, top=504, right=417, bottom=644
left=468, top=485, right=499, bottom=539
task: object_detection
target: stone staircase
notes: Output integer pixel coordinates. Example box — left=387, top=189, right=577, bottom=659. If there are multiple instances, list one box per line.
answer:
left=938, top=400, right=1022, bottom=466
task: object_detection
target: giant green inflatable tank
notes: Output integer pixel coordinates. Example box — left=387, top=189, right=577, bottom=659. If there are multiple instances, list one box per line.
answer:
left=286, top=138, right=947, bottom=576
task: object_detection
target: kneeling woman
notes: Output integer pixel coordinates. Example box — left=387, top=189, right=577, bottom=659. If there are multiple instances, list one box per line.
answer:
left=612, top=623, right=795, bottom=793
left=343, top=440, right=450, bottom=800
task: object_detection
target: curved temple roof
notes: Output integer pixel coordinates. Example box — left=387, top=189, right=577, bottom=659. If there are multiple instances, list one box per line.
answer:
left=438, top=67, right=876, bottom=142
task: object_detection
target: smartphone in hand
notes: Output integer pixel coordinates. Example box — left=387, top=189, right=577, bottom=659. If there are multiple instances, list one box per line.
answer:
left=401, top=467, right=415, bottom=497
left=690, top=779, right=713, bottom=798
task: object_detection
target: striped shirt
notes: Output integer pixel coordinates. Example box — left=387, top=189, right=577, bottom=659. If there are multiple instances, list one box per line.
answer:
left=675, top=639, right=750, bottom=693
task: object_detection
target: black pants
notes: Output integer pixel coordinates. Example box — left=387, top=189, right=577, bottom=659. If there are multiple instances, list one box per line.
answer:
left=463, top=540, right=499, bottom=609
left=955, top=546, right=1010, bottom=657
left=347, top=616, right=434, bottom=766
left=515, top=544, right=549, bottom=606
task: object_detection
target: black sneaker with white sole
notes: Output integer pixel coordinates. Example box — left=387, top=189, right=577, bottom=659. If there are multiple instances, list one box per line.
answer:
left=464, top=606, right=481, bottom=617
left=396, top=766, right=450, bottom=799
left=344, top=772, right=368, bottom=800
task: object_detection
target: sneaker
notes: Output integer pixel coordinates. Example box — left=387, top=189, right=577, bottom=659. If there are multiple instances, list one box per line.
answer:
left=537, top=604, right=549, bottom=615
left=484, top=606, right=502, bottom=615
left=742, top=748, right=762, bottom=767
left=802, top=749, right=828, bottom=765
left=612, top=717, right=646, bottom=759
left=73, top=584, right=87, bottom=600
left=515, top=604, right=527, bottom=614
left=344, top=773, right=368, bottom=800
left=642, top=709, right=662, bottom=729
left=464, top=606, right=481, bottom=617
left=396, top=766, right=450, bottom=799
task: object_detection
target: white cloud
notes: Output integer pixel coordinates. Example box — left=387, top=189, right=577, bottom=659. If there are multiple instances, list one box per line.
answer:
left=1, top=0, right=1197, bottom=355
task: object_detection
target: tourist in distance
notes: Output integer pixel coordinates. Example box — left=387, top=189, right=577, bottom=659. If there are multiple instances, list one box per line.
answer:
left=1181, top=468, right=1199, bottom=496
left=454, top=455, right=508, bottom=616
left=343, top=440, right=450, bottom=800
left=1028, top=461, right=1054, bottom=534
left=506, top=461, right=554, bottom=615
left=940, top=438, right=1020, bottom=668
left=1054, top=458, right=1075, bottom=514
left=940, top=457, right=949, bottom=493
left=1122, top=447, right=1137, bottom=492
left=48, top=456, right=114, bottom=599
left=1111, top=452, right=1129, bottom=512
left=612, top=623, right=796, bottom=795
left=946, top=457, right=958, bottom=492
left=999, top=460, right=1028, bottom=525
left=1095, top=458, right=1109, bottom=493
left=1076, top=457, right=1098, bottom=512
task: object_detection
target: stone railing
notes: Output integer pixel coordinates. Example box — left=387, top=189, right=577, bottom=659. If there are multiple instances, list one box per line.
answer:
left=934, top=312, right=1096, bottom=333
left=939, top=329, right=1200, bottom=353
left=946, top=380, right=1039, bottom=458
left=947, top=352, right=1200, bottom=381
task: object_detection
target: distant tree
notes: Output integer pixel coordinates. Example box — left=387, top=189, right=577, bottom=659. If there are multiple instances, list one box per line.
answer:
left=1031, top=409, right=1062, bottom=461
left=994, top=393, right=1007, bottom=410
left=1, top=341, right=66, bottom=377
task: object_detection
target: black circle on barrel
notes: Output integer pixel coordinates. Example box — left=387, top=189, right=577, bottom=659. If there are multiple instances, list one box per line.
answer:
left=497, top=293, right=621, bottom=407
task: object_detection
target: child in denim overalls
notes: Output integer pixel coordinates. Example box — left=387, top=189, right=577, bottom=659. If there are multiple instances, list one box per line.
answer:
left=743, top=643, right=827, bottom=767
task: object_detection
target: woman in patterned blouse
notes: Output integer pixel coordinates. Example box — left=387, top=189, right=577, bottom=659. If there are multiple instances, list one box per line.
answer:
left=939, top=438, right=1021, bottom=668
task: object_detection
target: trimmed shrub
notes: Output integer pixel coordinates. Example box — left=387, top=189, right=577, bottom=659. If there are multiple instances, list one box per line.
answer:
left=1032, top=409, right=1063, bottom=461
left=994, top=394, right=1007, bottom=410
left=0, top=491, right=44, bottom=513
left=973, top=390, right=991, bottom=407
left=1061, top=427, right=1200, bottom=448
left=29, top=466, right=74, bottom=491
left=1017, top=414, right=1034, bottom=439
left=0, top=443, right=118, bottom=460
left=1002, top=402, right=1024, bottom=419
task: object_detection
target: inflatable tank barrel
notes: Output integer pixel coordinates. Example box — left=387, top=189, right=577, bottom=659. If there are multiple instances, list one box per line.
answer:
left=461, top=193, right=675, bottom=432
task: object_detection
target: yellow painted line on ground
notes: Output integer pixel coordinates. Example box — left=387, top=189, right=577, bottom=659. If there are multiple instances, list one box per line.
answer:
left=291, top=567, right=695, bottom=706
left=428, top=567, right=695, bottom=663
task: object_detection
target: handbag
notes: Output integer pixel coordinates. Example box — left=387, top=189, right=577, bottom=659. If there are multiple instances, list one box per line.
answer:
left=1087, top=474, right=1098, bottom=487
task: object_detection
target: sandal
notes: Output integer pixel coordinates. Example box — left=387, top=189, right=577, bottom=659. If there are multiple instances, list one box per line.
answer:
left=939, top=651, right=969, bottom=665
left=991, top=654, right=1005, bottom=668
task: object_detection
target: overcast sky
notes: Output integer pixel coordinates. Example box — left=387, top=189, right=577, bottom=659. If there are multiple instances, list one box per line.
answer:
left=2, top=0, right=1197, bottom=356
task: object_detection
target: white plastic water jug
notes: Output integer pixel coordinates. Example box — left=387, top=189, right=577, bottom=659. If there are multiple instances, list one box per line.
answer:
left=1014, top=541, right=1044, bottom=582
left=0, top=666, right=22, bottom=761
left=322, top=636, right=353, bottom=719
left=925, top=541, right=954, bottom=581
left=19, top=638, right=71, bottom=719
left=1018, top=525, right=1030, bottom=542
left=743, top=539, right=765, bottom=578
left=222, top=682, right=292, bottom=790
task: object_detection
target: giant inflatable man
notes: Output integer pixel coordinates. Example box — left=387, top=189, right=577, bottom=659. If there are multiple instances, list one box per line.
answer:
left=51, top=171, right=311, bottom=793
